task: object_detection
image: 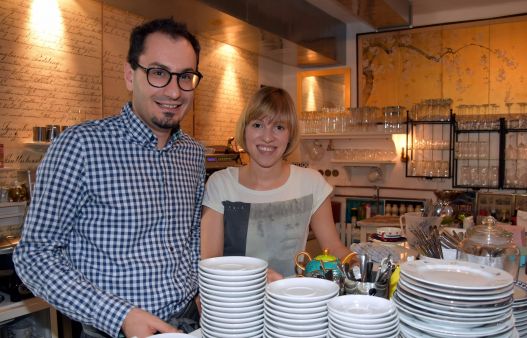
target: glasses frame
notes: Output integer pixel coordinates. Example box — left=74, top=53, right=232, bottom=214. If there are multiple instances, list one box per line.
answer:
left=134, top=63, right=203, bottom=91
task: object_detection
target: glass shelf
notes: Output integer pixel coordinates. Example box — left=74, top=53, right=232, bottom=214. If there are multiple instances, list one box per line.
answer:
left=300, top=132, right=394, bottom=140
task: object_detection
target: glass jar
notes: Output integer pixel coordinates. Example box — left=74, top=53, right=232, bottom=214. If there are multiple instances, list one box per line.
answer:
left=457, top=216, right=520, bottom=280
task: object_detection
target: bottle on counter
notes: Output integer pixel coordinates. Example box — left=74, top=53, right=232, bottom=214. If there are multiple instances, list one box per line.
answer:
left=392, top=204, right=399, bottom=217
left=399, top=204, right=406, bottom=215
left=512, top=209, right=518, bottom=225
left=385, top=203, right=392, bottom=216
left=407, top=204, right=415, bottom=213
left=365, top=204, right=371, bottom=219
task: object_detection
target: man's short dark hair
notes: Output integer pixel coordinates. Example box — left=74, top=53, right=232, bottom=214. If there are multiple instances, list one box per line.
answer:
left=127, top=18, right=201, bottom=71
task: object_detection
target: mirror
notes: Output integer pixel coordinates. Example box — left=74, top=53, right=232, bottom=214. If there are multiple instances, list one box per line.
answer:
left=296, top=67, right=351, bottom=113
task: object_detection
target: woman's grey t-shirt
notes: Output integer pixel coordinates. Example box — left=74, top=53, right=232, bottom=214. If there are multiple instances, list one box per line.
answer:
left=203, top=165, right=333, bottom=276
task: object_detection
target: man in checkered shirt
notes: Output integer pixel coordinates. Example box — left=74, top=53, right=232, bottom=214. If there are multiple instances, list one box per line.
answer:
left=13, top=18, right=205, bottom=338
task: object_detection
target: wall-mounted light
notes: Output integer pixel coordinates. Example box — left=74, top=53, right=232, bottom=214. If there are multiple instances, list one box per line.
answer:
left=30, top=0, right=63, bottom=47
left=391, top=133, right=408, bottom=163
left=400, top=147, right=408, bottom=162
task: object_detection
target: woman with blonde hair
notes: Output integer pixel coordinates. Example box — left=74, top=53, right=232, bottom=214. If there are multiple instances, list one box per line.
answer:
left=201, top=86, right=353, bottom=281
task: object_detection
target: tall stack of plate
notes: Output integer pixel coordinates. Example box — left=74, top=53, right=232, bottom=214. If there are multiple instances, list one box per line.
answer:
left=199, top=256, right=268, bottom=338
left=394, top=260, right=517, bottom=338
left=513, top=281, right=527, bottom=336
left=327, top=295, right=400, bottom=338
left=263, top=277, right=339, bottom=338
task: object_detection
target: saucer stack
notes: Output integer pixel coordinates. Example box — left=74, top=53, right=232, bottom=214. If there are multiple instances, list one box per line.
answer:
left=199, top=256, right=268, bottom=338
left=263, top=277, right=339, bottom=338
left=513, top=281, right=527, bottom=336
left=327, top=295, right=400, bottom=338
left=395, top=259, right=516, bottom=338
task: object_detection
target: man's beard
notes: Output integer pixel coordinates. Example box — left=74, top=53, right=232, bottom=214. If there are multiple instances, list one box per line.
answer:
left=152, top=114, right=181, bottom=131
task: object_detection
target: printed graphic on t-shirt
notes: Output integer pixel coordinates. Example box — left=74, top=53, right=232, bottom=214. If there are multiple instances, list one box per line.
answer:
left=223, top=195, right=313, bottom=276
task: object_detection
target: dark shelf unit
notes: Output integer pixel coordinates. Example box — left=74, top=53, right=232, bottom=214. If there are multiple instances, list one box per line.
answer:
left=405, top=112, right=454, bottom=179
left=452, top=118, right=502, bottom=189
left=453, top=117, right=527, bottom=190
left=503, top=123, right=527, bottom=190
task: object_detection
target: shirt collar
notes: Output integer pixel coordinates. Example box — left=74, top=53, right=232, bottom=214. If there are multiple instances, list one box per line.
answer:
left=121, top=102, right=182, bottom=149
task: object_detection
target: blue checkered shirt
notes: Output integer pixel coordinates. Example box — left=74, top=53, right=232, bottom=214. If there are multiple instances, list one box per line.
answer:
left=13, top=103, right=205, bottom=337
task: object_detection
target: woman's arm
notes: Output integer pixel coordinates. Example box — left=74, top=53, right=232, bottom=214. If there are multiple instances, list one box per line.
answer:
left=310, top=197, right=354, bottom=261
left=200, top=206, right=225, bottom=259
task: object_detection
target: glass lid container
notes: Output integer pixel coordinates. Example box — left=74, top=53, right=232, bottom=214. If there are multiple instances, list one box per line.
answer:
left=457, top=216, right=520, bottom=279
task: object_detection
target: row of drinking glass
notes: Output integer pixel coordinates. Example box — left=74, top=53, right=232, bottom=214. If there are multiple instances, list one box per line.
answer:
left=299, top=106, right=405, bottom=134
left=456, top=114, right=501, bottom=130
left=455, top=141, right=491, bottom=160
left=459, top=166, right=499, bottom=187
left=505, top=144, right=527, bottom=160
left=409, top=98, right=452, bottom=121
left=409, top=160, right=450, bottom=177
left=333, top=149, right=396, bottom=161
left=412, top=139, right=449, bottom=150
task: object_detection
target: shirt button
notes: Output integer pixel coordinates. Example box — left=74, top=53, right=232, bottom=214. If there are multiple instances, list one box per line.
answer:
left=169, top=246, right=174, bottom=252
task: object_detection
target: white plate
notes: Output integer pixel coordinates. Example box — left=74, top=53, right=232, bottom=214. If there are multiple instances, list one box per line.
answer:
left=397, top=281, right=513, bottom=308
left=329, top=314, right=399, bottom=330
left=200, top=318, right=263, bottom=335
left=199, top=268, right=267, bottom=282
left=199, top=256, right=267, bottom=275
left=201, top=300, right=263, bottom=313
left=327, top=295, right=396, bottom=318
left=264, top=323, right=327, bottom=337
left=400, top=260, right=513, bottom=290
left=265, top=314, right=327, bottom=332
left=263, top=327, right=326, bottom=338
left=200, top=289, right=264, bottom=303
left=201, top=313, right=263, bottom=329
left=200, top=322, right=263, bottom=338
left=199, top=276, right=266, bottom=290
left=398, top=278, right=513, bottom=301
left=199, top=284, right=265, bottom=298
left=394, top=291, right=511, bottom=318
left=265, top=303, right=326, bottom=320
left=264, top=298, right=328, bottom=314
left=264, top=310, right=327, bottom=328
left=266, top=277, right=339, bottom=303
left=202, top=307, right=263, bottom=319
left=201, top=310, right=263, bottom=325
left=200, top=295, right=264, bottom=308
left=265, top=292, right=335, bottom=308
left=328, top=317, right=399, bottom=336
left=393, top=294, right=513, bottom=328
left=398, top=310, right=515, bottom=337
left=401, top=273, right=514, bottom=296
left=329, top=309, right=398, bottom=325
left=147, top=334, right=194, bottom=338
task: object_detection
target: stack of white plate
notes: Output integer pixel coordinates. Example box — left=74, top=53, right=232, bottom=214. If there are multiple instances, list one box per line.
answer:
left=199, top=256, right=268, bottom=338
left=327, top=295, right=400, bottom=338
left=395, top=260, right=517, bottom=338
left=512, top=281, right=527, bottom=336
left=263, top=277, right=339, bottom=338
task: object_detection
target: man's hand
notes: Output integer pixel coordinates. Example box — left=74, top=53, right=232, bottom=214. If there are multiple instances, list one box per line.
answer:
left=122, top=308, right=179, bottom=338
left=195, top=295, right=201, bottom=315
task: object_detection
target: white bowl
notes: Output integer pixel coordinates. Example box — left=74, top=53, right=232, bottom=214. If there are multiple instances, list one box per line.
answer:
left=376, top=227, right=402, bottom=238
